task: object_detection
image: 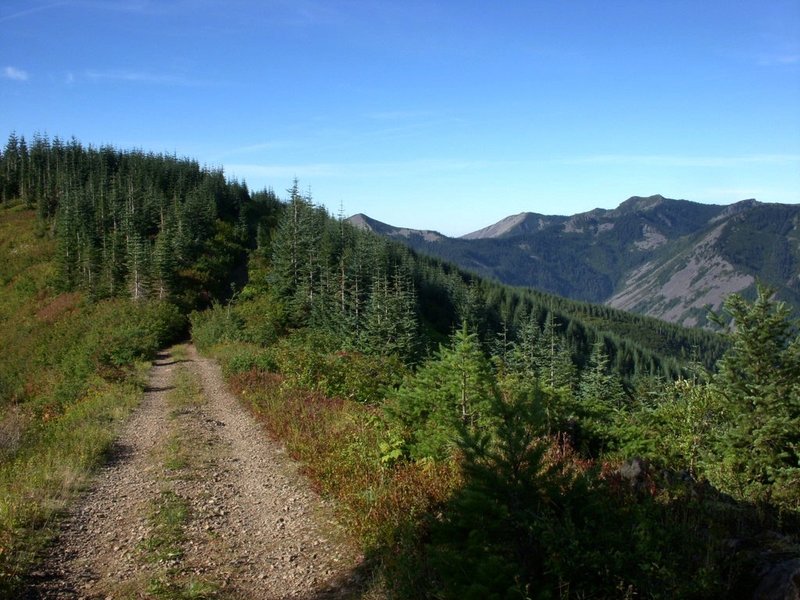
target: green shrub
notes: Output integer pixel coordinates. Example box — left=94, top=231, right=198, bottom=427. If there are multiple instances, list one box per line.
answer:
left=189, top=302, right=244, bottom=351
left=91, top=300, right=184, bottom=373
left=234, top=295, right=285, bottom=345
left=267, top=332, right=407, bottom=403
left=319, top=351, right=406, bottom=404
left=212, top=343, right=278, bottom=377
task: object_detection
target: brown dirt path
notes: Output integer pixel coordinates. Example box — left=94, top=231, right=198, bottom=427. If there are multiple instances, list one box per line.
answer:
left=24, top=345, right=364, bottom=599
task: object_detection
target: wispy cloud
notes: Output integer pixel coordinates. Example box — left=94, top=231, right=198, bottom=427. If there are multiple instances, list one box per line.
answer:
left=757, top=53, right=800, bottom=66
left=561, top=154, right=800, bottom=168
left=0, top=1, right=66, bottom=23
left=70, top=0, right=228, bottom=17
left=225, top=163, right=341, bottom=180
left=215, top=141, right=300, bottom=159
left=365, top=110, right=434, bottom=121
left=76, top=0, right=160, bottom=13
left=83, top=69, right=211, bottom=86
left=2, top=66, right=29, bottom=81
left=0, top=0, right=213, bottom=22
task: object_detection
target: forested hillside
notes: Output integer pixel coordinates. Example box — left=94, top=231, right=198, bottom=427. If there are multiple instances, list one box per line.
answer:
left=0, top=132, right=286, bottom=309
left=197, top=190, right=800, bottom=598
left=1, top=135, right=798, bottom=598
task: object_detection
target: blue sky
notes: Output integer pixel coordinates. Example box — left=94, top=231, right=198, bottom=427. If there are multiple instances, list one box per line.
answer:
left=1, top=0, right=798, bottom=236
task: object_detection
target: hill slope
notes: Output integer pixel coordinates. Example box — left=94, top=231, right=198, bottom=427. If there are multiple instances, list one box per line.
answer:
left=349, top=196, right=800, bottom=327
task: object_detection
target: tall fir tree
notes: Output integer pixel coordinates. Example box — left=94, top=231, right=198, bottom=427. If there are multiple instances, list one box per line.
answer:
left=711, top=285, right=800, bottom=511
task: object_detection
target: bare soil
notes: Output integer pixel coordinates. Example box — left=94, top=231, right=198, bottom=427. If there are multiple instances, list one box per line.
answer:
left=24, top=345, right=366, bottom=599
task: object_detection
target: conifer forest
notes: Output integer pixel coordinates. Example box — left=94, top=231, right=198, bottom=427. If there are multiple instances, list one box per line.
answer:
left=0, top=135, right=798, bottom=598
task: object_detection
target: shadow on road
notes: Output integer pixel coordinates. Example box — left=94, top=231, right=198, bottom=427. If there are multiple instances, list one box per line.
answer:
left=300, top=558, right=384, bottom=600
left=143, top=384, right=175, bottom=393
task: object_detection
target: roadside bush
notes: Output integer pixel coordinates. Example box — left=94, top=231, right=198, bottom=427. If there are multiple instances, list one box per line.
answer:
left=90, top=300, right=185, bottom=375
left=190, top=302, right=244, bottom=351
left=212, top=342, right=277, bottom=377
left=229, top=330, right=407, bottom=404
left=318, top=351, right=407, bottom=404
left=234, top=295, right=285, bottom=345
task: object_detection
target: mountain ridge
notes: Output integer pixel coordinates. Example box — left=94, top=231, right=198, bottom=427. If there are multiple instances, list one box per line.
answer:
left=347, top=195, right=800, bottom=327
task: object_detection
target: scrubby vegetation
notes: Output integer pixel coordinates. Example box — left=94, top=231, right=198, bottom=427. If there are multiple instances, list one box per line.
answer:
left=2, top=134, right=797, bottom=597
left=0, top=206, right=185, bottom=593
left=195, top=288, right=799, bottom=597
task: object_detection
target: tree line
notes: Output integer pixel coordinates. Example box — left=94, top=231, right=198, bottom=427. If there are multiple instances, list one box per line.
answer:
left=0, top=133, right=283, bottom=309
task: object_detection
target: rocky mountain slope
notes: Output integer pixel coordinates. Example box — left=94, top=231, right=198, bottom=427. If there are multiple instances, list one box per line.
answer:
left=348, top=196, right=800, bottom=327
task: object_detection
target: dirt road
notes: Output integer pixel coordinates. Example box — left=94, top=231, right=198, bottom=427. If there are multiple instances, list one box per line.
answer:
left=25, top=345, right=363, bottom=599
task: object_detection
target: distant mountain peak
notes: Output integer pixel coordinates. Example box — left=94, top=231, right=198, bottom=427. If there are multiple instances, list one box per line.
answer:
left=461, top=212, right=530, bottom=239
left=346, top=213, right=447, bottom=242
left=616, top=194, right=671, bottom=213
left=708, top=199, right=761, bottom=223
left=461, top=211, right=565, bottom=240
left=347, top=213, right=378, bottom=230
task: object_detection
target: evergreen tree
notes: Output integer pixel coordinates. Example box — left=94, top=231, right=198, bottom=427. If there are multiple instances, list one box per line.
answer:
left=268, top=180, right=322, bottom=323
left=575, top=339, right=627, bottom=455
left=541, top=312, right=576, bottom=390
left=126, top=231, right=150, bottom=301
left=55, top=188, right=81, bottom=290
left=1, top=132, right=21, bottom=203
left=507, top=313, right=543, bottom=378
left=360, top=267, right=418, bottom=361
left=152, top=224, right=176, bottom=300
left=711, top=285, right=800, bottom=510
left=456, top=281, right=486, bottom=333
left=387, top=325, right=497, bottom=460
left=428, top=380, right=591, bottom=599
